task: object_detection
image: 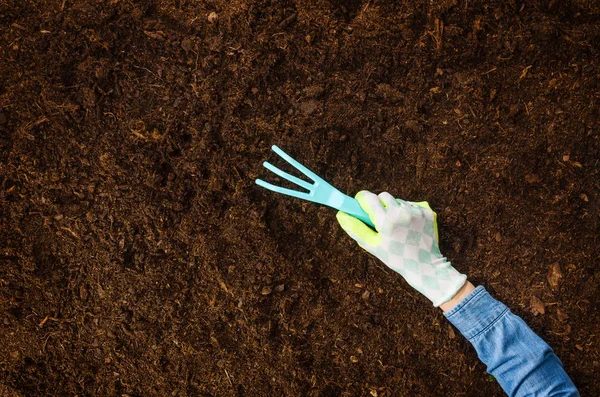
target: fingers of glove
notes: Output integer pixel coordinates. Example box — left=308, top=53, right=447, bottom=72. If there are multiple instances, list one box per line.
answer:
left=355, top=191, right=387, bottom=231
left=386, top=198, right=412, bottom=227
left=336, top=211, right=381, bottom=249
left=395, top=198, right=413, bottom=211
left=377, top=192, right=402, bottom=235
left=397, top=199, right=429, bottom=217
left=412, top=201, right=435, bottom=217
left=378, top=192, right=399, bottom=208
left=411, top=201, right=439, bottom=241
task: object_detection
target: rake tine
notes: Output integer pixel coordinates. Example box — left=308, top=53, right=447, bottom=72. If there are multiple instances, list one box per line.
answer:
left=255, top=179, right=313, bottom=201
left=262, top=161, right=313, bottom=191
left=271, top=145, right=323, bottom=183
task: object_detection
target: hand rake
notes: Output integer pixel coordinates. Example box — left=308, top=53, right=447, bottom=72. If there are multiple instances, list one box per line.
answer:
left=255, top=145, right=375, bottom=227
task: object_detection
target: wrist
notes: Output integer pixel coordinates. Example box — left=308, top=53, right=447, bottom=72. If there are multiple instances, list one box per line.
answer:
left=439, top=280, right=475, bottom=312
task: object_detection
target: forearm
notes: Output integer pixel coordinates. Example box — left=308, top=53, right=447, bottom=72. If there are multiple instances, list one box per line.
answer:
left=439, top=280, right=475, bottom=312
left=444, top=285, right=579, bottom=396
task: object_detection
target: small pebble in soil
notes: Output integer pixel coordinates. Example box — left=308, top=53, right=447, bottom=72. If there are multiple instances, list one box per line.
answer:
left=181, top=38, right=193, bottom=52
left=299, top=100, right=320, bottom=115
left=261, top=286, right=272, bottom=295
left=556, top=307, right=569, bottom=322
left=208, top=12, right=218, bottom=23
left=547, top=263, right=563, bottom=291
left=530, top=295, right=545, bottom=315
left=303, top=85, right=324, bottom=98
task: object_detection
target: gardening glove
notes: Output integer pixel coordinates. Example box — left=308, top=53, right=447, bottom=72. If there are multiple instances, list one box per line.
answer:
left=336, top=191, right=466, bottom=307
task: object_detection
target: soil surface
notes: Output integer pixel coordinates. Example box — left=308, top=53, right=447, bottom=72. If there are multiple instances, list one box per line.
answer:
left=1, top=0, right=599, bottom=396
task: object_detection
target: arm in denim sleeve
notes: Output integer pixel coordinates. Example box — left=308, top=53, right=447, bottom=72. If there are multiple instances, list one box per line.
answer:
left=444, top=286, right=579, bottom=397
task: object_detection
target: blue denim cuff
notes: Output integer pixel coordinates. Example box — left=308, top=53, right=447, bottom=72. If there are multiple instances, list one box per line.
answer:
left=443, top=285, right=510, bottom=341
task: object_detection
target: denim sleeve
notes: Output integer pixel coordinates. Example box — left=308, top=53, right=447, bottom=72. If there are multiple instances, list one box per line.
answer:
left=444, top=286, right=579, bottom=397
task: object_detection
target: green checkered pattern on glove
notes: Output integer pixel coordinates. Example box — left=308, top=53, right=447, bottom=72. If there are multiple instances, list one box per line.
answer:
left=336, top=191, right=467, bottom=307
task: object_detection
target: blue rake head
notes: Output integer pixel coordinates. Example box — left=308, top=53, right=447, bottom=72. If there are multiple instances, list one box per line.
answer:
left=255, top=145, right=374, bottom=227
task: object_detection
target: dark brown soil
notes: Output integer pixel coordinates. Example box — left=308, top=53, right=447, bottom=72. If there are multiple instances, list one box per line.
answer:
left=1, top=0, right=599, bottom=396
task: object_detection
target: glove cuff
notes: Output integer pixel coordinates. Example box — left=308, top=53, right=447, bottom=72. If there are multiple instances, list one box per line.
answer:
left=428, top=263, right=467, bottom=307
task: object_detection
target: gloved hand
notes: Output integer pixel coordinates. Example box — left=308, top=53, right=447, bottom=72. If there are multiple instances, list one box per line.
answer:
left=336, top=191, right=466, bottom=307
